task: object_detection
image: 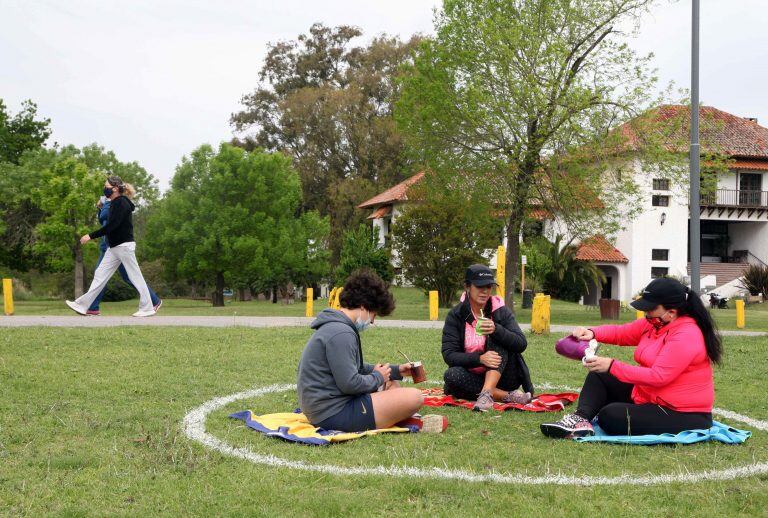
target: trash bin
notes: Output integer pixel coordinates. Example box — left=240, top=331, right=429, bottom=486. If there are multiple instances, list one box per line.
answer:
left=522, top=289, right=534, bottom=309
left=599, top=299, right=620, bottom=320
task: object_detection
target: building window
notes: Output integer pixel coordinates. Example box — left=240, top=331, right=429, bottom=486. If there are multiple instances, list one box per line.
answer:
left=652, top=249, right=669, bottom=261
left=651, top=267, right=669, bottom=278
left=653, top=178, right=671, bottom=190
left=652, top=195, right=670, bottom=207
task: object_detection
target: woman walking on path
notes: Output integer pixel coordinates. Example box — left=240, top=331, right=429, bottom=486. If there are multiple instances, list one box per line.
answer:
left=540, top=277, right=722, bottom=438
left=66, top=176, right=156, bottom=317
left=441, top=264, right=534, bottom=411
left=84, top=194, right=161, bottom=315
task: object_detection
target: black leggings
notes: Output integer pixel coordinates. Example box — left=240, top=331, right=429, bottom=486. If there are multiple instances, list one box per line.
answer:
left=443, top=348, right=524, bottom=400
left=576, top=371, right=712, bottom=435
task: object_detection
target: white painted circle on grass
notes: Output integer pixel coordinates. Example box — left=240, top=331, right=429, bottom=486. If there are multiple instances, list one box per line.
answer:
left=182, top=383, right=768, bottom=486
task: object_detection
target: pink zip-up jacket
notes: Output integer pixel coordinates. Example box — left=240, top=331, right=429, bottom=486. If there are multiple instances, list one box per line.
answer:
left=592, top=315, right=714, bottom=413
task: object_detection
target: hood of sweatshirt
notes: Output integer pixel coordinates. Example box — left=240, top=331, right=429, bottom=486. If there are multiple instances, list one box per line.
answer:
left=119, top=195, right=136, bottom=212
left=310, top=308, right=356, bottom=331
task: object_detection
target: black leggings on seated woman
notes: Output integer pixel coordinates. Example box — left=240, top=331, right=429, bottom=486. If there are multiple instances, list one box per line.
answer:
left=576, top=371, right=712, bottom=435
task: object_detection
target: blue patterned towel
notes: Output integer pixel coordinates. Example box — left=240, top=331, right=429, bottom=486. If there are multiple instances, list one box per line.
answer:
left=574, top=420, right=751, bottom=445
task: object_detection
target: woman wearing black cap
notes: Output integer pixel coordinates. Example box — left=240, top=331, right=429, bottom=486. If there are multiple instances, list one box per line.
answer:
left=541, top=277, right=723, bottom=438
left=441, top=264, right=534, bottom=411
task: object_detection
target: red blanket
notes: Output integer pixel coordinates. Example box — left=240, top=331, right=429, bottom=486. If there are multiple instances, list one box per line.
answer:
left=421, top=388, right=578, bottom=412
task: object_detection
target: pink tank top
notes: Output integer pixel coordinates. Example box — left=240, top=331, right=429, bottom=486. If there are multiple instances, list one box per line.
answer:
left=459, top=294, right=506, bottom=375
left=465, top=319, right=487, bottom=374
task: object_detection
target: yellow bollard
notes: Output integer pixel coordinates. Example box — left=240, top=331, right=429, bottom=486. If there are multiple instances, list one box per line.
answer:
left=429, top=291, right=439, bottom=321
left=736, top=299, right=746, bottom=329
left=2, top=278, right=13, bottom=316
left=332, top=287, right=343, bottom=310
left=632, top=296, right=644, bottom=320
left=496, top=245, right=506, bottom=299
left=531, top=293, right=550, bottom=335
left=305, top=288, right=314, bottom=317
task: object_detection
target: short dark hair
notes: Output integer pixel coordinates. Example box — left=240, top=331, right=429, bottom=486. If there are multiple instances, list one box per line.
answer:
left=339, top=269, right=395, bottom=316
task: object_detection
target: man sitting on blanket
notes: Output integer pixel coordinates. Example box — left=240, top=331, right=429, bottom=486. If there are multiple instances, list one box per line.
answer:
left=297, top=270, right=424, bottom=433
left=441, top=264, right=535, bottom=412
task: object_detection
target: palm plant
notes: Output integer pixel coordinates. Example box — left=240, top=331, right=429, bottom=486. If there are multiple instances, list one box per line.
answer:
left=739, top=264, right=768, bottom=298
left=543, top=235, right=607, bottom=302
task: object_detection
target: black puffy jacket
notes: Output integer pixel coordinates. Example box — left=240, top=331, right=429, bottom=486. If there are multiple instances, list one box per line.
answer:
left=441, top=295, right=534, bottom=394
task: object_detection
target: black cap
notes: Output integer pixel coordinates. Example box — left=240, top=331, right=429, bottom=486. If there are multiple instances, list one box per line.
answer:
left=465, top=264, right=497, bottom=287
left=630, top=277, right=688, bottom=312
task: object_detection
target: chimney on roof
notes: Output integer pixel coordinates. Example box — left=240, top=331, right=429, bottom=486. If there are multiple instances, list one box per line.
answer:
left=745, top=117, right=758, bottom=123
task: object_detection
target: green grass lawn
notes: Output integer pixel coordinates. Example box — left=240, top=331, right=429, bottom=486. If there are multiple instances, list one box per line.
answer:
left=10, top=286, right=768, bottom=332
left=2, top=326, right=767, bottom=515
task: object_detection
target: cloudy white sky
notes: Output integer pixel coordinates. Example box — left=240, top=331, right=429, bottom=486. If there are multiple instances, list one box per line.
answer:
left=1, top=0, right=766, bottom=190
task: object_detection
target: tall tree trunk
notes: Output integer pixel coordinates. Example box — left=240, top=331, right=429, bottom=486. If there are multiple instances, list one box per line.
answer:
left=438, top=287, right=454, bottom=308
left=271, top=286, right=278, bottom=304
left=504, top=216, right=524, bottom=312
left=212, top=271, right=225, bottom=306
left=74, top=242, right=85, bottom=298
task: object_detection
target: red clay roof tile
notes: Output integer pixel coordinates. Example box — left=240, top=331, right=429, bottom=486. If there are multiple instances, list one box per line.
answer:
left=358, top=172, right=425, bottom=208
left=576, top=235, right=628, bottom=263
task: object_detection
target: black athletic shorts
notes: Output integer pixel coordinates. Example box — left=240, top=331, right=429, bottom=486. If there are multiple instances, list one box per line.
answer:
left=315, top=394, right=376, bottom=432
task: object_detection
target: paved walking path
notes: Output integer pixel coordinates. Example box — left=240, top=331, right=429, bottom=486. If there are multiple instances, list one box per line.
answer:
left=1, top=315, right=765, bottom=336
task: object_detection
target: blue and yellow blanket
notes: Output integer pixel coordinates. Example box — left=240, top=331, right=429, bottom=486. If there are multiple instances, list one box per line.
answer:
left=229, top=410, right=413, bottom=446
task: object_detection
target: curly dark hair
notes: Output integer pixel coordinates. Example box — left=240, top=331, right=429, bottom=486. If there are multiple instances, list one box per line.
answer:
left=339, top=269, right=395, bottom=316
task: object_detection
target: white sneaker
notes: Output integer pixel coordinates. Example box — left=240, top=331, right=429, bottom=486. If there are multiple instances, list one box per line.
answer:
left=66, top=300, right=87, bottom=315
left=132, top=309, right=157, bottom=317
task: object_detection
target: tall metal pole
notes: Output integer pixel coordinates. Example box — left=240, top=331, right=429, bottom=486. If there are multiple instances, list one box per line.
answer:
left=690, top=0, right=701, bottom=293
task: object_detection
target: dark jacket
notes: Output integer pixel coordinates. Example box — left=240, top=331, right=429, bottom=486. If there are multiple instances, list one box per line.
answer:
left=441, top=295, right=534, bottom=394
left=96, top=200, right=111, bottom=252
left=89, top=195, right=135, bottom=248
left=297, top=309, right=403, bottom=424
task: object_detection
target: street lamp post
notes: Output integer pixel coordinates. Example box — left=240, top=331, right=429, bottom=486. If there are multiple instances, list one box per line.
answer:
left=690, top=0, right=701, bottom=293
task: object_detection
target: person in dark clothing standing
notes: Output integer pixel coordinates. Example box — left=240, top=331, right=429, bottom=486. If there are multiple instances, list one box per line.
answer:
left=442, top=264, right=534, bottom=411
left=66, top=176, right=155, bottom=317
left=84, top=194, right=162, bottom=315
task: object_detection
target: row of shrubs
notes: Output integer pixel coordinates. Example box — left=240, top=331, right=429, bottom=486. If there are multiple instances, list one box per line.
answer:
left=5, top=259, right=196, bottom=301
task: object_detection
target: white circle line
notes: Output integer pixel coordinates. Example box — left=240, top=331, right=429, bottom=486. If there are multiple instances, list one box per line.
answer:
left=182, top=383, right=768, bottom=486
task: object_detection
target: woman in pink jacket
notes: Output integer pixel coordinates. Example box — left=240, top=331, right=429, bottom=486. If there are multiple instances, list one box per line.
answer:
left=541, top=277, right=722, bottom=438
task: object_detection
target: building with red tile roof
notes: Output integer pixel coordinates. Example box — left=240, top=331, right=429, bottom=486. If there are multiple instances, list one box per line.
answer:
left=361, top=105, right=768, bottom=302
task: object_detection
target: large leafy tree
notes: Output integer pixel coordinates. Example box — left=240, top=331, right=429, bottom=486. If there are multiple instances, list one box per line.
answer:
left=0, top=99, right=51, bottom=164
left=145, top=144, right=329, bottom=306
left=0, top=99, right=51, bottom=272
left=392, top=185, right=501, bottom=307
left=23, top=144, right=159, bottom=296
left=231, top=24, right=421, bottom=261
left=335, top=223, right=394, bottom=285
left=396, top=0, right=676, bottom=307
left=32, top=154, right=104, bottom=297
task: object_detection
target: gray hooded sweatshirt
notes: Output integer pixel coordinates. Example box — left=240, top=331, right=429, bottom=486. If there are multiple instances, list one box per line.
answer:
left=297, top=309, right=402, bottom=424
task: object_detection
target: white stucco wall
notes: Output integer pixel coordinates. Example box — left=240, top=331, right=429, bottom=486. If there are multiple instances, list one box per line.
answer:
left=617, top=164, right=689, bottom=298
left=729, top=221, right=768, bottom=262
left=718, top=172, right=738, bottom=190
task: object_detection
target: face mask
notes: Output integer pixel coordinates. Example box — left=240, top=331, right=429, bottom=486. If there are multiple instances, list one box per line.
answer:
left=355, top=309, right=372, bottom=333
left=104, top=186, right=114, bottom=198
left=645, top=311, right=671, bottom=330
